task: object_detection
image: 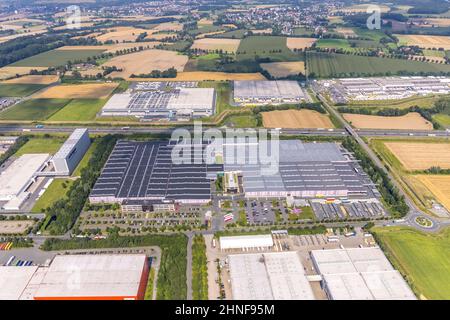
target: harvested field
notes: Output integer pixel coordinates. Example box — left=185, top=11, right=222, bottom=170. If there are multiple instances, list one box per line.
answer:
left=415, top=175, right=450, bottom=211
left=2, top=75, right=59, bottom=85
left=34, top=83, right=118, bottom=99
left=96, top=26, right=150, bottom=42
left=0, top=67, right=47, bottom=80
left=260, top=61, right=305, bottom=78
left=344, top=113, right=433, bottom=130
left=336, top=27, right=357, bottom=38
left=56, top=43, right=160, bottom=54
left=384, top=142, right=450, bottom=171
left=198, top=18, right=214, bottom=26
left=396, top=34, right=450, bottom=50
left=152, top=22, right=183, bottom=31
left=286, top=37, right=317, bottom=50
left=262, top=109, right=334, bottom=129
left=191, top=38, right=241, bottom=53
left=104, top=49, right=188, bottom=79
left=0, top=220, right=34, bottom=234
left=415, top=18, right=450, bottom=27
left=130, top=71, right=266, bottom=81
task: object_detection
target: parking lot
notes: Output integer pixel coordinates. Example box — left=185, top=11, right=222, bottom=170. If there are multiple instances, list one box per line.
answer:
left=311, top=200, right=386, bottom=220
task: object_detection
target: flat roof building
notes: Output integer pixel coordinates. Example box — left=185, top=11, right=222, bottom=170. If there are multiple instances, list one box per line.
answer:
left=234, top=80, right=307, bottom=105
left=50, top=128, right=90, bottom=176
left=311, top=247, right=416, bottom=300
left=228, top=252, right=315, bottom=300
left=0, top=266, right=39, bottom=300
left=220, top=234, right=274, bottom=250
left=0, top=153, right=49, bottom=201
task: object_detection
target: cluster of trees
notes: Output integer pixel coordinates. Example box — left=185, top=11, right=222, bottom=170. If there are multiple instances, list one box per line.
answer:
left=342, top=137, right=409, bottom=218
left=192, top=235, right=208, bottom=300
left=42, top=135, right=118, bottom=235
left=41, top=232, right=188, bottom=300
left=1, top=237, right=33, bottom=248
left=130, top=67, right=177, bottom=79
left=425, top=166, right=450, bottom=174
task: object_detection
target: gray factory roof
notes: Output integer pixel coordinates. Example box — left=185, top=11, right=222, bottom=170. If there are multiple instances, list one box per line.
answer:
left=53, top=128, right=88, bottom=160
left=234, top=80, right=304, bottom=99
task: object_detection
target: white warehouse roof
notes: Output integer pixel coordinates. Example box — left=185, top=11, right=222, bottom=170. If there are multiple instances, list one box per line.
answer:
left=53, top=128, right=88, bottom=160
left=228, top=252, right=315, bottom=300
left=220, top=234, right=274, bottom=250
left=0, top=266, right=39, bottom=300
left=0, top=153, right=49, bottom=201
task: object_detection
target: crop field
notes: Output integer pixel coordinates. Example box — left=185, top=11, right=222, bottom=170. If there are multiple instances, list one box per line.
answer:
left=384, top=142, right=450, bottom=171
left=396, top=34, right=450, bottom=50
left=2, top=75, right=59, bottom=85
left=262, top=109, right=334, bottom=129
left=10, top=49, right=106, bottom=68
left=415, top=175, right=450, bottom=211
left=0, top=99, right=70, bottom=120
left=344, top=113, right=433, bottom=130
left=14, top=136, right=66, bottom=156
left=56, top=43, right=160, bottom=54
left=48, top=99, right=107, bottom=121
left=152, top=22, right=183, bottom=31
left=335, top=27, right=357, bottom=38
left=373, top=226, right=450, bottom=300
left=104, top=49, right=188, bottom=79
left=260, top=61, right=305, bottom=78
left=306, top=52, right=450, bottom=78
left=0, top=66, right=47, bottom=80
left=0, top=83, right=46, bottom=97
left=420, top=18, right=450, bottom=27
left=130, top=71, right=266, bottom=81
left=316, top=39, right=352, bottom=50
left=95, top=26, right=150, bottom=42
left=32, top=179, right=74, bottom=213
left=34, top=83, right=118, bottom=99
left=191, top=38, right=241, bottom=53
left=0, top=220, right=34, bottom=234
left=237, top=36, right=301, bottom=61
left=285, top=37, right=317, bottom=50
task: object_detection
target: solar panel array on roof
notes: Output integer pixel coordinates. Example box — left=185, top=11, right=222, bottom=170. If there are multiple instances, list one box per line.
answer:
left=90, top=140, right=223, bottom=204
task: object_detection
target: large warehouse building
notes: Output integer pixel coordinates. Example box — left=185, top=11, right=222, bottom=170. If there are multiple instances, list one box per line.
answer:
left=49, top=128, right=91, bottom=176
left=101, top=82, right=215, bottom=120
left=0, top=255, right=149, bottom=300
left=311, top=247, right=416, bottom=300
left=233, top=80, right=308, bottom=105
left=228, top=252, right=315, bottom=300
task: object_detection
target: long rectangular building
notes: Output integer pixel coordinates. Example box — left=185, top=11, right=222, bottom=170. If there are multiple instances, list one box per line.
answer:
left=233, top=80, right=307, bottom=105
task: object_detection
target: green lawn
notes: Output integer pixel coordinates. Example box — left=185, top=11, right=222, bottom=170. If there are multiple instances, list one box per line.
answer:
left=237, top=36, right=302, bottom=61
left=434, top=114, right=450, bottom=128
left=10, top=49, right=106, bottom=68
left=32, top=178, right=74, bottom=213
left=48, top=99, right=106, bottom=121
left=225, top=114, right=257, bottom=127
left=14, top=137, right=66, bottom=156
left=316, top=39, right=351, bottom=50
left=373, top=226, right=450, bottom=300
left=0, top=84, right=47, bottom=97
left=191, top=235, right=208, bottom=300
left=0, top=98, right=70, bottom=120
left=71, top=139, right=98, bottom=177
left=307, top=52, right=450, bottom=78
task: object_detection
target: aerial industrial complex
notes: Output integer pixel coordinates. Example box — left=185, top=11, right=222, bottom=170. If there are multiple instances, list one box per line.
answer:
left=314, top=76, right=450, bottom=103
left=101, top=82, right=216, bottom=120
left=0, top=254, right=149, bottom=300
left=233, top=80, right=309, bottom=105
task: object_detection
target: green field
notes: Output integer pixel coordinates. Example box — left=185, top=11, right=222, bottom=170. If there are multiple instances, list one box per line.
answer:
left=225, top=114, right=257, bottom=127
left=236, top=36, right=301, bottom=61
left=0, top=99, right=70, bottom=120
left=373, top=226, right=450, bottom=300
left=316, top=39, right=352, bottom=50
left=32, top=178, right=74, bottom=213
left=14, top=137, right=66, bottom=156
left=434, top=114, right=450, bottom=128
left=10, top=49, right=106, bottom=68
left=0, top=84, right=47, bottom=97
left=48, top=99, right=106, bottom=121
left=71, top=140, right=98, bottom=177
left=307, top=52, right=450, bottom=78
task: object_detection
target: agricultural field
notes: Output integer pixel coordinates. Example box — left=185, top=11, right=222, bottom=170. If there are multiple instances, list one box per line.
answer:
left=0, top=83, right=47, bottom=97
left=236, top=36, right=301, bottom=61
left=260, top=61, right=305, bottom=78
left=48, top=99, right=107, bottom=121
left=384, top=142, right=450, bottom=171
left=191, top=38, right=241, bottom=53
left=0, top=66, right=48, bottom=80
left=434, top=114, right=450, bottom=128
left=95, top=26, right=150, bottom=43
left=32, top=178, right=74, bottom=213
left=130, top=71, right=266, bottom=81
left=1, top=75, right=59, bottom=85
left=34, top=83, right=118, bottom=99
left=9, top=49, right=106, bottom=68
left=335, top=27, right=357, bottom=38
left=344, top=113, right=433, bottom=130
left=0, top=99, right=70, bottom=120
left=103, top=49, right=188, bottom=79
left=373, top=226, right=450, bottom=300
left=285, top=37, right=317, bottom=51
left=56, top=43, right=160, bottom=54
left=396, top=34, right=450, bottom=50
left=262, top=109, right=334, bottom=129
left=306, top=52, right=450, bottom=78
left=415, top=175, right=450, bottom=211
